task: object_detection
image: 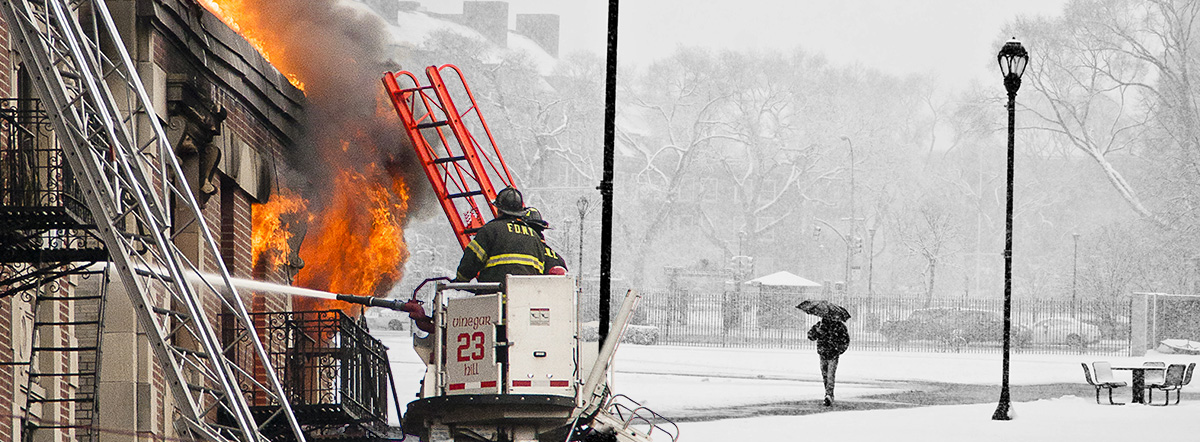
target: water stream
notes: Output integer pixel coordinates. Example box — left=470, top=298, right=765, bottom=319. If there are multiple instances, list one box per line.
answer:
left=135, top=265, right=341, bottom=300
left=224, top=276, right=339, bottom=300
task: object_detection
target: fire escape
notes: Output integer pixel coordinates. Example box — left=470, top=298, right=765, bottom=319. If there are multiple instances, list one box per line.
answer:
left=0, top=98, right=107, bottom=286
left=0, top=0, right=306, bottom=441
left=0, top=96, right=109, bottom=440
left=0, top=1, right=399, bottom=441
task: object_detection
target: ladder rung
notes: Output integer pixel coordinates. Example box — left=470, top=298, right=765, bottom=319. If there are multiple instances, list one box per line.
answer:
left=35, top=320, right=101, bottom=327
left=152, top=306, right=190, bottom=320
left=29, top=424, right=91, bottom=429
left=432, top=155, right=467, bottom=164
left=415, top=120, right=449, bottom=129
left=29, top=397, right=94, bottom=403
left=32, top=346, right=97, bottom=352
left=36, top=295, right=102, bottom=301
left=30, top=371, right=97, bottom=377
left=187, top=383, right=223, bottom=396
left=447, top=190, right=484, bottom=199
left=172, top=345, right=208, bottom=359
left=400, top=85, right=436, bottom=93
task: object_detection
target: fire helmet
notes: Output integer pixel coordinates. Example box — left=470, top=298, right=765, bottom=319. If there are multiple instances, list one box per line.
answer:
left=492, top=187, right=525, bottom=216
left=524, top=207, right=551, bottom=230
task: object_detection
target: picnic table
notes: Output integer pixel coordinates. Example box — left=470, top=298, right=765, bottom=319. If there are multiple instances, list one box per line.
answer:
left=1110, top=364, right=1166, bottom=404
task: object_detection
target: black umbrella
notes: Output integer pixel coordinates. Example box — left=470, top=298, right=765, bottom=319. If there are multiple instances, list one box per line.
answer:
left=795, top=299, right=851, bottom=321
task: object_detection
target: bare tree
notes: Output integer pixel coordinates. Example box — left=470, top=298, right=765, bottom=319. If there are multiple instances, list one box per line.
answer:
left=894, top=190, right=964, bottom=304
left=1011, top=0, right=1200, bottom=227
left=617, top=48, right=734, bottom=286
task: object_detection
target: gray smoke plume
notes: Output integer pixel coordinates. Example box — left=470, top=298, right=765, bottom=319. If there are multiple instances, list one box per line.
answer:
left=235, top=0, right=425, bottom=208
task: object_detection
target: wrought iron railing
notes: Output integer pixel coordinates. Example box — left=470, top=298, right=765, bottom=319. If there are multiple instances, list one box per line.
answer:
left=591, top=289, right=1135, bottom=356
left=0, top=98, right=88, bottom=218
left=225, top=310, right=391, bottom=428
left=0, top=98, right=106, bottom=294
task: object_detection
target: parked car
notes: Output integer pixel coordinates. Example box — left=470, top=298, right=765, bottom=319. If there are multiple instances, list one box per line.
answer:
left=1078, top=314, right=1131, bottom=340
left=1028, top=317, right=1102, bottom=347
left=880, top=308, right=1031, bottom=347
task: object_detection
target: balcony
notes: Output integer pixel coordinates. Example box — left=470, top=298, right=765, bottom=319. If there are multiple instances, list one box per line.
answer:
left=223, top=309, right=395, bottom=440
left=0, top=98, right=107, bottom=295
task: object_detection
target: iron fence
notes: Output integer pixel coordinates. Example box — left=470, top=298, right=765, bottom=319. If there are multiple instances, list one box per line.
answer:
left=224, top=310, right=391, bottom=427
left=584, top=289, right=1132, bottom=355
left=1145, top=293, right=1200, bottom=348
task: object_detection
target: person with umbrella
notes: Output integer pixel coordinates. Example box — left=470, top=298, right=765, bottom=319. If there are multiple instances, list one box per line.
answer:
left=798, top=300, right=851, bottom=406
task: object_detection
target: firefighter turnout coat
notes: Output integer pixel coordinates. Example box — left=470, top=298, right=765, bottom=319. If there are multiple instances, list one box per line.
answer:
left=455, top=216, right=549, bottom=283
left=542, top=243, right=566, bottom=273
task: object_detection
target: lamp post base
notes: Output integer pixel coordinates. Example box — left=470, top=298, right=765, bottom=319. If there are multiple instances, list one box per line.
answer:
left=991, top=401, right=1012, bottom=420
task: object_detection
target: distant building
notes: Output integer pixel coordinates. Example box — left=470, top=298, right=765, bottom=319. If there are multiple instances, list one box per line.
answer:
left=368, top=0, right=561, bottom=58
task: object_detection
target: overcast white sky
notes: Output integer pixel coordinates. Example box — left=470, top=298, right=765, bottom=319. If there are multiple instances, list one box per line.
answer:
left=415, top=0, right=1068, bottom=90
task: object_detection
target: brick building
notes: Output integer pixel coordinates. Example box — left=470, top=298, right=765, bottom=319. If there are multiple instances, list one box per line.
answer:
left=0, top=1, right=308, bottom=440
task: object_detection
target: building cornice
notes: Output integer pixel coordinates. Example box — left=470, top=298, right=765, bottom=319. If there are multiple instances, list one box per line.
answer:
left=140, top=0, right=305, bottom=145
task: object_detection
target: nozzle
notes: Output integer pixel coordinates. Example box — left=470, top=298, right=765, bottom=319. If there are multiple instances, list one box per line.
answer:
left=335, top=294, right=407, bottom=311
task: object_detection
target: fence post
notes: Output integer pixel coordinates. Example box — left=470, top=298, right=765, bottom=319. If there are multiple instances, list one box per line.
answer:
left=1130, top=293, right=1148, bottom=357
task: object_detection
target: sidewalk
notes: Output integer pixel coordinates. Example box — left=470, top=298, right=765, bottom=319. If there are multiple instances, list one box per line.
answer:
left=606, top=344, right=1200, bottom=441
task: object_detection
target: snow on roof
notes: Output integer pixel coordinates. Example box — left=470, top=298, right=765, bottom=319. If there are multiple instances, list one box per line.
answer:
left=389, top=11, right=482, bottom=48
left=386, top=10, right=559, bottom=75
left=506, top=32, right=558, bottom=75
left=744, top=270, right=822, bottom=287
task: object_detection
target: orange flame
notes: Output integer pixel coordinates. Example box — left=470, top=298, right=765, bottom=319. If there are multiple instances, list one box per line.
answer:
left=251, top=165, right=410, bottom=311
left=295, top=166, right=410, bottom=301
left=251, top=189, right=308, bottom=270
left=197, top=0, right=306, bottom=91
left=209, top=0, right=413, bottom=314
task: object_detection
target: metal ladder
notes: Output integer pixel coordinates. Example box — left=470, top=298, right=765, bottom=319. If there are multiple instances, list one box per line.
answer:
left=382, top=65, right=516, bottom=249
left=0, top=1, right=304, bottom=441
left=21, top=264, right=107, bottom=442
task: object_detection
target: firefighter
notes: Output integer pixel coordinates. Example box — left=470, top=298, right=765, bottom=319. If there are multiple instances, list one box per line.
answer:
left=453, top=187, right=548, bottom=283
left=523, top=206, right=568, bottom=275
left=399, top=188, right=545, bottom=332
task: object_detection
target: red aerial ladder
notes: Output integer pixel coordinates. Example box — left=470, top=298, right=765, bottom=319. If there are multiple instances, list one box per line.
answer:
left=382, top=65, right=516, bottom=248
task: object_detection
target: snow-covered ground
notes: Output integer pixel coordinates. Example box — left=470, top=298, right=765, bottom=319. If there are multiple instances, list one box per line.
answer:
left=375, top=328, right=1200, bottom=441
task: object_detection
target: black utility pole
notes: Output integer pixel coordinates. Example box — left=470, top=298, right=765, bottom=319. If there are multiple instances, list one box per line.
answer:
left=993, top=38, right=1027, bottom=422
left=599, top=0, right=619, bottom=343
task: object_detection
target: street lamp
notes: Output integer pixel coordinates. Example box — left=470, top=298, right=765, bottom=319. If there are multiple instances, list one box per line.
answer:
left=1072, top=233, right=1080, bottom=317
left=840, top=136, right=858, bottom=296
left=813, top=219, right=852, bottom=293
left=867, top=227, right=876, bottom=299
left=577, top=196, right=592, bottom=286
left=993, top=38, right=1028, bottom=422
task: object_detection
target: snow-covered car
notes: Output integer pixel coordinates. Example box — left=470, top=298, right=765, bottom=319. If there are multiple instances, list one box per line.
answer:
left=880, top=308, right=1031, bottom=347
left=1077, top=314, right=1131, bottom=339
left=1028, top=317, right=1102, bottom=347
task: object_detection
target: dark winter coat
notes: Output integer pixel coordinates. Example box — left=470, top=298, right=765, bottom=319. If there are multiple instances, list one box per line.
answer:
left=455, top=216, right=548, bottom=283
left=807, top=319, right=850, bottom=359
left=541, top=242, right=567, bottom=273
